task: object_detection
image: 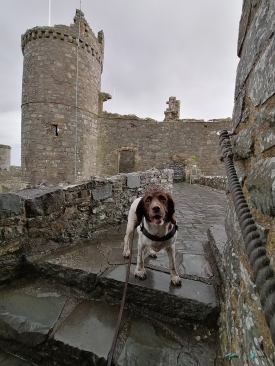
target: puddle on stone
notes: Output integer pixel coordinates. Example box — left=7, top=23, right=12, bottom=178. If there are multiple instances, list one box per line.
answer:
left=0, top=284, right=67, bottom=347
left=144, top=251, right=182, bottom=274
left=180, top=253, right=213, bottom=278
left=117, top=316, right=198, bottom=366
left=31, top=225, right=129, bottom=271
left=101, top=264, right=216, bottom=305
left=33, top=241, right=105, bottom=271
left=54, top=300, right=128, bottom=360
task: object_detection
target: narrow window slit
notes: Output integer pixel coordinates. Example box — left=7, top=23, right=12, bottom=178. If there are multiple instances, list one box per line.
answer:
left=53, top=125, right=59, bottom=136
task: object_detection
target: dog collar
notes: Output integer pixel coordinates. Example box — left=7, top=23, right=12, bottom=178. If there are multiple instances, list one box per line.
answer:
left=140, top=216, right=178, bottom=242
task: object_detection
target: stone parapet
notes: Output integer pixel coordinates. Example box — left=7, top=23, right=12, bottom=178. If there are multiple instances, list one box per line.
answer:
left=0, top=169, right=173, bottom=284
left=197, top=176, right=228, bottom=191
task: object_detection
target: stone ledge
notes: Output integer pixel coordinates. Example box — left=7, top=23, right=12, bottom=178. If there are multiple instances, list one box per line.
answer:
left=100, top=264, right=218, bottom=324
left=207, top=225, right=227, bottom=285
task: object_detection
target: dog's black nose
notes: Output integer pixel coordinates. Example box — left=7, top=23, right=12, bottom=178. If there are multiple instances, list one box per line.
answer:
left=152, top=206, right=160, bottom=213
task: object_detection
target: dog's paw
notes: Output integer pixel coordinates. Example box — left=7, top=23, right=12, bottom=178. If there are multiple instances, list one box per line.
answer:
left=134, top=268, right=147, bottom=280
left=149, top=249, right=157, bottom=258
left=123, top=249, right=130, bottom=258
left=171, top=276, right=182, bottom=286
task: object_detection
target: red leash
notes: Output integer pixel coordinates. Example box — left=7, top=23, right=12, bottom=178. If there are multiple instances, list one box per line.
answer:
left=106, top=232, right=134, bottom=366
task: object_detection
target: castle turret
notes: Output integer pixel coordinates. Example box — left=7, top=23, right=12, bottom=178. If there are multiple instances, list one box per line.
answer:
left=0, top=145, right=11, bottom=171
left=21, top=9, right=104, bottom=184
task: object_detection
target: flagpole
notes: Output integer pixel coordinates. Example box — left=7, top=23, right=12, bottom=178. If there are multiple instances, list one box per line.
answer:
left=48, top=0, right=51, bottom=26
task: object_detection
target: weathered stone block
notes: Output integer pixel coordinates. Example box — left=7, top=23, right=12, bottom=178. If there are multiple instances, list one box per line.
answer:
left=207, top=225, right=227, bottom=284
left=0, top=284, right=67, bottom=347
left=225, top=201, right=245, bottom=253
left=127, top=173, right=140, bottom=188
left=100, top=264, right=218, bottom=323
left=0, top=194, right=24, bottom=219
left=235, top=0, right=274, bottom=99
left=249, top=36, right=275, bottom=106
left=232, top=89, right=245, bottom=131
left=235, top=165, right=247, bottom=185
left=91, top=183, right=112, bottom=201
left=20, top=188, right=65, bottom=218
left=246, top=157, right=275, bottom=216
left=237, top=0, right=251, bottom=57
left=232, top=125, right=255, bottom=159
left=259, top=128, right=275, bottom=152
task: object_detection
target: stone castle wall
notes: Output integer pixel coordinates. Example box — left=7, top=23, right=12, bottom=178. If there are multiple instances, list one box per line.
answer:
left=210, top=1, right=275, bottom=364
left=21, top=10, right=103, bottom=185
left=0, top=169, right=173, bottom=283
left=97, top=116, right=231, bottom=177
left=0, top=145, right=11, bottom=170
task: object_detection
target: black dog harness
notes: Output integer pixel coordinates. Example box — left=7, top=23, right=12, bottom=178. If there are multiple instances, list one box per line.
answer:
left=140, top=216, right=178, bottom=242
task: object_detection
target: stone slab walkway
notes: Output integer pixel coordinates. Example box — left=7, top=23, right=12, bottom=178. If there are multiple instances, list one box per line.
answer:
left=0, top=182, right=227, bottom=365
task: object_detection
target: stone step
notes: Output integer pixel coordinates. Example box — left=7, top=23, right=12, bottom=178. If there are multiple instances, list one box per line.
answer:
left=0, top=280, right=222, bottom=366
left=25, top=236, right=218, bottom=324
left=100, top=264, right=218, bottom=323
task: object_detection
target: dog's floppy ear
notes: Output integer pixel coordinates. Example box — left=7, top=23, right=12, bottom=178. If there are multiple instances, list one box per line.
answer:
left=135, top=198, right=145, bottom=227
left=165, top=193, right=176, bottom=224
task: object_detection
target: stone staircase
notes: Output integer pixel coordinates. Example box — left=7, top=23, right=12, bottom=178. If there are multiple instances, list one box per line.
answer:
left=0, top=182, right=228, bottom=365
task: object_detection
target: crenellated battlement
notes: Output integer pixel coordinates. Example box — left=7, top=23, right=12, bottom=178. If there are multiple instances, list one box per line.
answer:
left=21, top=9, right=104, bottom=67
left=21, top=27, right=103, bottom=65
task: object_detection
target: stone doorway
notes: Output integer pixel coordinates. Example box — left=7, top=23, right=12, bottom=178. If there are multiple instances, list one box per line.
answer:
left=119, top=150, right=135, bottom=173
left=116, top=147, right=140, bottom=174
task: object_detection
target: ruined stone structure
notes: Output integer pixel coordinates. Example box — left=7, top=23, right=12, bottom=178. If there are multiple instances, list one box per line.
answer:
left=21, top=9, right=104, bottom=184
left=0, top=145, right=11, bottom=170
left=207, top=1, right=275, bottom=364
left=18, top=9, right=231, bottom=186
left=97, top=116, right=230, bottom=177
left=0, top=145, right=23, bottom=193
left=164, top=96, right=180, bottom=121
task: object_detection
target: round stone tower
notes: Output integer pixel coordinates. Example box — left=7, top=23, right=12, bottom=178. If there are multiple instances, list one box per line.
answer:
left=0, top=145, right=11, bottom=171
left=21, top=9, right=104, bottom=184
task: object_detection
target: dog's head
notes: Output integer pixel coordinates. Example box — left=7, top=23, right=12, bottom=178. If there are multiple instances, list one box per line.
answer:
left=136, top=188, right=176, bottom=226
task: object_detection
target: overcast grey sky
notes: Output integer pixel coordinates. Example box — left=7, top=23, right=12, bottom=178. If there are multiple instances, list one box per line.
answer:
left=0, top=0, right=242, bottom=166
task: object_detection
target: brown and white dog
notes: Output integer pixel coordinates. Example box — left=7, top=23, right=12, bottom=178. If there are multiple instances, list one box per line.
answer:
left=123, top=187, right=182, bottom=286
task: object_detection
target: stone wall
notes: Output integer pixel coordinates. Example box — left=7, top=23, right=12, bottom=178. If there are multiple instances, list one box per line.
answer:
left=21, top=10, right=103, bottom=185
left=213, top=0, right=275, bottom=364
left=97, top=116, right=231, bottom=177
left=0, top=167, right=24, bottom=193
left=197, top=176, right=227, bottom=191
left=0, top=169, right=173, bottom=284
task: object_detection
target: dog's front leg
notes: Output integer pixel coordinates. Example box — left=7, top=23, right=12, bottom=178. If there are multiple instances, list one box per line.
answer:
left=166, top=244, right=182, bottom=286
left=123, top=228, right=134, bottom=258
left=134, top=241, right=147, bottom=280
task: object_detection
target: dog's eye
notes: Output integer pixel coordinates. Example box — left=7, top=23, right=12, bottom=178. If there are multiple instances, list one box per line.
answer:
left=159, top=195, right=167, bottom=202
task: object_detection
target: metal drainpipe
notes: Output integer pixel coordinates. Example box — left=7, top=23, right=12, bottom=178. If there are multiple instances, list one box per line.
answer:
left=219, top=130, right=275, bottom=344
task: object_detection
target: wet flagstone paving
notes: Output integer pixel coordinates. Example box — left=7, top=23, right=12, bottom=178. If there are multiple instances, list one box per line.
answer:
left=0, top=182, right=227, bottom=365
